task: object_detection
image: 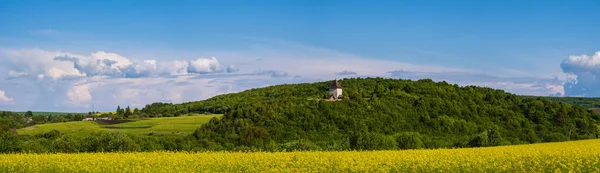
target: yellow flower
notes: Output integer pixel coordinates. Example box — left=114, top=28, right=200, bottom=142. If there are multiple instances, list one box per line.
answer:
left=1, top=139, right=600, bottom=172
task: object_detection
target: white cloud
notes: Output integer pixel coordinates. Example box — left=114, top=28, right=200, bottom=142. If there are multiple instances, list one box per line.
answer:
left=560, top=51, right=600, bottom=96
left=0, top=48, right=83, bottom=79
left=0, top=90, right=12, bottom=103
left=124, top=60, right=157, bottom=78
left=561, top=52, right=600, bottom=71
left=65, top=84, right=92, bottom=106
left=54, top=52, right=134, bottom=77
left=157, top=60, right=189, bottom=76
left=226, top=65, right=239, bottom=73
left=188, top=57, right=225, bottom=74
left=2, top=48, right=238, bottom=79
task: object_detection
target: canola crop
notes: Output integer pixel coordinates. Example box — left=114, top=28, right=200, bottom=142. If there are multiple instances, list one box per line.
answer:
left=1, top=139, right=600, bottom=173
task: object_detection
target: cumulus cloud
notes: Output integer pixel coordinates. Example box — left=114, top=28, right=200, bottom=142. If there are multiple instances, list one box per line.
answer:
left=560, top=51, right=600, bottom=96
left=124, top=60, right=157, bottom=78
left=0, top=48, right=83, bottom=79
left=54, top=53, right=132, bottom=77
left=187, top=57, right=225, bottom=74
left=227, top=65, right=239, bottom=73
left=0, top=90, right=12, bottom=103
left=65, top=84, right=92, bottom=106
left=2, top=48, right=239, bottom=80
left=157, top=60, right=189, bottom=76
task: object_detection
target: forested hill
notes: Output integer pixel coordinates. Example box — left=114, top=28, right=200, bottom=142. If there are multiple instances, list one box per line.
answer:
left=522, top=96, right=600, bottom=109
left=141, top=78, right=600, bottom=150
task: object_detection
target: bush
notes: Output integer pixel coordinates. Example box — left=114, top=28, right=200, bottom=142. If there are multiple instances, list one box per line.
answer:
left=132, top=136, right=163, bottom=152
left=394, top=132, right=425, bottom=149
left=265, top=140, right=281, bottom=152
left=52, top=134, right=82, bottom=153
left=545, top=132, right=568, bottom=142
left=41, top=130, right=61, bottom=139
left=281, top=139, right=322, bottom=151
left=85, top=132, right=140, bottom=152
left=21, top=138, right=51, bottom=153
left=0, top=133, right=22, bottom=153
left=468, top=131, right=489, bottom=147
left=352, top=133, right=397, bottom=150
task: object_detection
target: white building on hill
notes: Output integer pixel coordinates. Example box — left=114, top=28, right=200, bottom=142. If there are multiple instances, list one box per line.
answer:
left=330, top=79, right=343, bottom=100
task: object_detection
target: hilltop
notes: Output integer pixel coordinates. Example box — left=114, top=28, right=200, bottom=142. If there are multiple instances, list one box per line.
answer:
left=138, top=77, right=599, bottom=150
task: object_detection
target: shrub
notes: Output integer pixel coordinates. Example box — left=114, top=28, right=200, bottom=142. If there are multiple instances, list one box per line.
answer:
left=21, top=138, right=51, bottom=153
left=52, top=134, right=82, bottom=153
left=281, top=139, right=322, bottom=151
left=468, top=131, right=489, bottom=147
left=85, top=132, right=140, bottom=152
left=394, top=132, right=425, bottom=149
left=0, top=133, right=22, bottom=153
left=352, top=133, right=397, bottom=150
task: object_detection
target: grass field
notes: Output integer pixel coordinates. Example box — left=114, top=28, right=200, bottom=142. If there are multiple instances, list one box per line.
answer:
left=1, top=139, right=599, bottom=172
left=16, top=114, right=222, bottom=136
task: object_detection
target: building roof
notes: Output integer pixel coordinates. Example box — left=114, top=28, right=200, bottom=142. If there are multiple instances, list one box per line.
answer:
left=331, top=80, right=342, bottom=89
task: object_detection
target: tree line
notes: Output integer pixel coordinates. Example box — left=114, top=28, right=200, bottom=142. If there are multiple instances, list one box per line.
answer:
left=0, top=111, right=87, bottom=132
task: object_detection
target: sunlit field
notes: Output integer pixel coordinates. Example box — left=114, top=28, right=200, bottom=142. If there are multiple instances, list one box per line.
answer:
left=16, top=114, right=222, bottom=136
left=1, top=139, right=599, bottom=172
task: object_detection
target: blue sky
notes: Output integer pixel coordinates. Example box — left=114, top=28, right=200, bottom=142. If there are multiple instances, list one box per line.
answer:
left=1, top=0, right=600, bottom=112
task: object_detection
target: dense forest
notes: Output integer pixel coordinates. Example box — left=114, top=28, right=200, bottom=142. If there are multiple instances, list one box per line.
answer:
left=522, top=96, right=600, bottom=109
left=1, top=77, right=600, bottom=153
left=142, top=78, right=600, bottom=150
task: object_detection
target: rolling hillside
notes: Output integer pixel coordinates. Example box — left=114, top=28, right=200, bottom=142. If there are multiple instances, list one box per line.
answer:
left=3, top=77, right=600, bottom=153
left=17, top=114, right=222, bottom=136
left=139, top=77, right=600, bottom=150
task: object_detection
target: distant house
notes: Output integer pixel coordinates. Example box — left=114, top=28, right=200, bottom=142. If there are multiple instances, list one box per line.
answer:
left=82, top=117, right=94, bottom=121
left=329, top=79, right=343, bottom=100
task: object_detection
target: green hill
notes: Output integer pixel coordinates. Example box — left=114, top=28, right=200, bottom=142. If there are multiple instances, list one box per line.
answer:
left=17, top=114, right=221, bottom=136
left=3, top=77, right=600, bottom=153
left=139, top=77, right=600, bottom=150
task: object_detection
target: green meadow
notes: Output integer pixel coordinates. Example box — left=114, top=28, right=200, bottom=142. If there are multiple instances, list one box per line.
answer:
left=17, top=114, right=222, bottom=136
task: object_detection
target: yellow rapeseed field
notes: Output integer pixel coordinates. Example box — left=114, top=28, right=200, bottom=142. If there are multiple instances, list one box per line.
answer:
left=1, top=139, right=600, bottom=173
